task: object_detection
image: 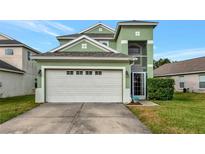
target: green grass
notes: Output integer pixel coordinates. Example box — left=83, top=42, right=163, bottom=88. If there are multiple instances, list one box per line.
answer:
left=0, top=95, right=39, bottom=124
left=128, top=93, right=205, bottom=134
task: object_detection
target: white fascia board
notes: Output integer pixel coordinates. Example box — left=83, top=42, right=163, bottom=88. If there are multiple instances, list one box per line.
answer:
left=79, top=23, right=115, bottom=34
left=50, top=35, right=119, bottom=53
left=58, top=37, right=114, bottom=40
left=0, top=68, right=24, bottom=74
left=32, top=56, right=130, bottom=61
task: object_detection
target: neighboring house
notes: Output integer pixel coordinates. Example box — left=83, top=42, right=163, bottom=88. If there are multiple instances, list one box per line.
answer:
left=154, top=57, right=205, bottom=93
left=32, top=21, right=158, bottom=103
left=0, top=33, right=40, bottom=98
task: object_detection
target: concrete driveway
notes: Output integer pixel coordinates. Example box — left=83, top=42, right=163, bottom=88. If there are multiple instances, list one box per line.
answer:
left=0, top=103, right=150, bottom=134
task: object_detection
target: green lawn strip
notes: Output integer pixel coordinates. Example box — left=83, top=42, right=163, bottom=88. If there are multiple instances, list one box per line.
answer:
left=0, top=95, right=39, bottom=124
left=128, top=93, right=205, bottom=134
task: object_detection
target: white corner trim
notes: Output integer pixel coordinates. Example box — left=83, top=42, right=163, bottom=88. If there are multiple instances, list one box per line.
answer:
left=147, top=40, right=154, bottom=44
left=40, top=66, right=128, bottom=103
left=79, top=23, right=115, bottom=34
left=121, top=40, right=128, bottom=44
left=49, top=35, right=119, bottom=53
left=148, top=64, right=153, bottom=67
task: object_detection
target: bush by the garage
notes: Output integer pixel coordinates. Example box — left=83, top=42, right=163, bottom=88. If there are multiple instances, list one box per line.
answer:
left=147, top=78, right=175, bottom=100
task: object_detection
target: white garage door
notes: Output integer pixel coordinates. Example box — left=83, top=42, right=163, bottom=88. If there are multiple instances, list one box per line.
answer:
left=46, top=69, right=122, bottom=103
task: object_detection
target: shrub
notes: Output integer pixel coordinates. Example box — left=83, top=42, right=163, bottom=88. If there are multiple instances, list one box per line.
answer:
left=147, top=78, right=175, bottom=100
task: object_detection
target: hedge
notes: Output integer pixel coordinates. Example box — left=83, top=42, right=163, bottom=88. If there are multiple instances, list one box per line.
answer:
left=147, top=78, right=175, bottom=100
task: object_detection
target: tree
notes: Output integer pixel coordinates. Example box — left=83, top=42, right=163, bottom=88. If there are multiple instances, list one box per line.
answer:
left=154, top=58, right=171, bottom=69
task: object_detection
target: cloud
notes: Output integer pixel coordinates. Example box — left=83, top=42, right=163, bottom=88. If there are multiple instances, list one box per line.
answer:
left=155, top=48, right=205, bottom=61
left=2, top=20, right=74, bottom=36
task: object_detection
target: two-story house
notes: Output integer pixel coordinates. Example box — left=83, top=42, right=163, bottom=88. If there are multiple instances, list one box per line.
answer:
left=0, top=33, right=40, bottom=98
left=32, top=20, right=158, bottom=103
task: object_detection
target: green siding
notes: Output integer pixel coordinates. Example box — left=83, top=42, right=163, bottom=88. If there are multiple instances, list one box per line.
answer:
left=36, top=60, right=130, bottom=89
left=108, top=40, right=116, bottom=49
left=60, top=40, right=104, bottom=52
left=116, top=25, right=154, bottom=78
left=83, top=25, right=113, bottom=34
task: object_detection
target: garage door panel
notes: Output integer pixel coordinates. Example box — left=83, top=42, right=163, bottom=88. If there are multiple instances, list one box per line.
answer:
left=46, top=70, right=122, bottom=103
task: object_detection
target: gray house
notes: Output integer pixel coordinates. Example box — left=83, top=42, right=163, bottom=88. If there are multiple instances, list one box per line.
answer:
left=154, top=57, right=205, bottom=93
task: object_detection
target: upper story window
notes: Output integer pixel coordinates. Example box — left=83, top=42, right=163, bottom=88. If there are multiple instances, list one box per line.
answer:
left=81, top=43, right=87, bottom=49
left=179, top=76, right=185, bottom=88
left=5, top=48, right=14, bottom=55
left=128, top=42, right=142, bottom=56
left=99, top=40, right=109, bottom=46
left=99, top=28, right=103, bottom=32
left=135, top=31, right=140, bottom=36
left=27, top=51, right=31, bottom=61
left=199, top=75, right=205, bottom=88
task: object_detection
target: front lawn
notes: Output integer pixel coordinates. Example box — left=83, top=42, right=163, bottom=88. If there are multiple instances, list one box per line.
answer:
left=0, top=95, right=39, bottom=124
left=128, top=93, right=205, bottom=134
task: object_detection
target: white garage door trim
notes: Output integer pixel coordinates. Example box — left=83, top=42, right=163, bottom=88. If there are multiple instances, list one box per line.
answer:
left=41, top=66, right=127, bottom=103
left=45, top=69, right=123, bottom=103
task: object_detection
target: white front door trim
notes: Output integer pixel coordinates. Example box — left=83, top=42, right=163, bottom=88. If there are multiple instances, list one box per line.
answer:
left=41, top=66, right=128, bottom=103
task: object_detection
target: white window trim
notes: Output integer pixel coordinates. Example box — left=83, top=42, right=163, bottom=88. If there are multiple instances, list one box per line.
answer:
left=99, top=28, right=103, bottom=32
left=81, top=43, right=87, bottom=49
left=199, top=75, right=205, bottom=89
left=135, top=31, right=141, bottom=36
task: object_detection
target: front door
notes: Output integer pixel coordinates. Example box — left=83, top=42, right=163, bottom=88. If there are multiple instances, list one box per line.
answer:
left=132, top=72, right=146, bottom=100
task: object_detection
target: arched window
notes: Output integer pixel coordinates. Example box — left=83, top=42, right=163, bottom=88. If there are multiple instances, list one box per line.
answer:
left=128, top=42, right=142, bottom=56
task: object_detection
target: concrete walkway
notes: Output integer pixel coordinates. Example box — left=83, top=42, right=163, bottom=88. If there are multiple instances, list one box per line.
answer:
left=0, top=103, right=150, bottom=134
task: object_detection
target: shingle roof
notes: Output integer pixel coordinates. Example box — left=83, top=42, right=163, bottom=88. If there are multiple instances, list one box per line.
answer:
left=118, top=20, right=158, bottom=24
left=32, top=51, right=130, bottom=58
left=0, top=60, right=24, bottom=73
left=154, top=57, right=205, bottom=77
left=0, top=40, right=22, bottom=45
left=57, top=33, right=114, bottom=39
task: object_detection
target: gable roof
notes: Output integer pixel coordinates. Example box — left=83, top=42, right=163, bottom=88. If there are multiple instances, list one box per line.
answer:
left=154, top=57, right=205, bottom=77
left=114, top=20, right=158, bottom=39
left=50, top=35, right=119, bottom=53
left=79, top=23, right=115, bottom=34
left=57, top=33, right=114, bottom=40
left=32, top=52, right=130, bottom=61
left=0, top=33, right=40, bottom=54
left=0, top=33, right=14, bottom=40
left=0, top=60, right=24, bottom=74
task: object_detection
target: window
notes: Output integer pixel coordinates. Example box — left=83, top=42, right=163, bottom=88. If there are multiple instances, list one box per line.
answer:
left=5, top=48, right=14, bottom=55
left=81, top=43, right=87, bottom=49
left=95, top=71, right=102, bottom=75
left=85, top=71, right=92, bottom=75
left=99, top=41, right=109, bottom=46
left=99, top=28, right=103, bottom=31
left=28, top=51, right=31, bottom=61
left=76, top=71, right=83, bottom=75
left=67, top=71, right=74, bottom=75
left=135, top=31, right=140, bottom=36
left=179, top=76, right=185, bottom=88
left=128, top=42, right=142, bottom=56
left=199, top=75, right=205, bottom=88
